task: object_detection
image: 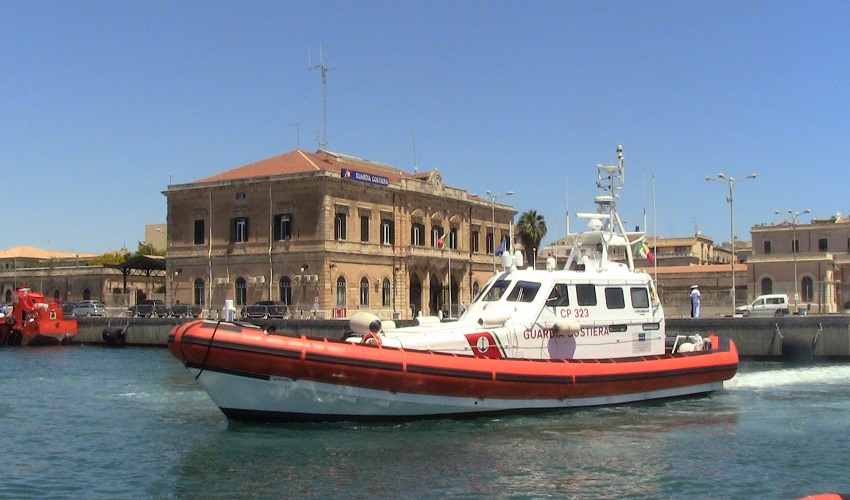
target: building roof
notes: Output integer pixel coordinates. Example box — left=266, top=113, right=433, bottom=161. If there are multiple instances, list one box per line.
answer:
left=0, top=246, right=97, bottom=260
left=636, top=263, right=747, bottom=275
left=196, top=149, right=431, bottom=185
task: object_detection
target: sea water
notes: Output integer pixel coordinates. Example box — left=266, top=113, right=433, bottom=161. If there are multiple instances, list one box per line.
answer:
left=1, top=346, right=849, bottom=499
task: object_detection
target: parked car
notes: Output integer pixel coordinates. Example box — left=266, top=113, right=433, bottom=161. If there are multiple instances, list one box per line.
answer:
left=166, top=304, right=203, bottom=318
left=73, top=300, right=107, bottom=317
left=61, top=302, right=76, bottom=316
left=241, top=301, right=289, bottom=320
left=128, top=299, right=167, bottom=318
left=735, top=294, right=790, bottom=316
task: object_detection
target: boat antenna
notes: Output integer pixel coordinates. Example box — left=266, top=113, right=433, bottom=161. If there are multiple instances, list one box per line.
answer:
left=309, top=45, right=333, bottom=150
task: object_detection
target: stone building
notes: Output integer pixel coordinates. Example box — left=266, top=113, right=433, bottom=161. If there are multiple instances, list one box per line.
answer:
left=747, top=214, right=850, bottom=313
left=162, top=149, right=516, bottom=320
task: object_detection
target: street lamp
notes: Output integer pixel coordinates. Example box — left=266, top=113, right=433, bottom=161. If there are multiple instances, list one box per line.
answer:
left=486, top=190, right=514, bottom=271
left=775, top=209, right=810, bottom=310
left=706, top=172, right=757, bottom=315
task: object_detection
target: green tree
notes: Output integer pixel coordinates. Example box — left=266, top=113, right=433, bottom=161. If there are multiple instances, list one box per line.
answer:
left=88, top=250, right=131, bottom=266
left=517, top=210, right=547, bottom=268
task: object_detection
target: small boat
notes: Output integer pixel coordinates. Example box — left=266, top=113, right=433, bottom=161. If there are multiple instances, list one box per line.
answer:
left=168, top=146, right=739, bottom=422
left=0, top=287, right=78, bottom=346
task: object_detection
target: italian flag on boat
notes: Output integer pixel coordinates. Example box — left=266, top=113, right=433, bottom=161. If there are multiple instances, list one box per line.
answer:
left=636, top=240, right=654, bottom=263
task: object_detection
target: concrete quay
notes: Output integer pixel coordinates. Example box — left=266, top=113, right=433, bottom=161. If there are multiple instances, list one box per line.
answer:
left=71, top=315, right=850, bottom=361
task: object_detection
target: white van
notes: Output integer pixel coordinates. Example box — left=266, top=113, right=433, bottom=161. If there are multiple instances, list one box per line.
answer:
left=735, top=294, right=790, bottom=316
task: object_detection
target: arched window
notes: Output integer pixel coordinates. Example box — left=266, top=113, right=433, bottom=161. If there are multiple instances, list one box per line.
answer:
left=801, top=276, right=814, bottom=302
left=336, top=276, right=346, bottom=307
left=83, top=289, right=91, bottom=301
left=360, top=277, right=369, bottom=306
left=53, top=289, right=61, bottom=301
left=194, top=279, right=205, bottom=305
left=279, top=276, right=292, bottom=305
left=382, top=278, right=391, bottom=307
left=761, top=277, right=773, bottom=295
left=235, top=277, right=247, bottom=306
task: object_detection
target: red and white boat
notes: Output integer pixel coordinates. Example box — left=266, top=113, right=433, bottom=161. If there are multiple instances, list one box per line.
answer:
left=0, top=287, right=77, bottom=346
left=168, top=146, right=738, bottom=422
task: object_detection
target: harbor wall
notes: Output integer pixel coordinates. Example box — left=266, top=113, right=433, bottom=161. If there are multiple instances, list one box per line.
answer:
left=72, top=315, right=850, bottom=361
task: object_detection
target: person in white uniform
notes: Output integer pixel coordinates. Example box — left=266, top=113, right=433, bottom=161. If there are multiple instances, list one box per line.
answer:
left=690, top=285, right=701, bottom=318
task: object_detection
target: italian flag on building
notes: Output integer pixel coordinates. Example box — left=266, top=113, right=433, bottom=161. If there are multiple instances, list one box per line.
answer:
left=636, top=240, right=654, bottom=264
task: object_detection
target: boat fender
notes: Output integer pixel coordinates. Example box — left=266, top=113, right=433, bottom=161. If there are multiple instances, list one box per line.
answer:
left=361, top=332, right=382, bottom=346
left=553, top=321, right=580, bottom=334
left=413, top=315, right=441, bottom=326
left=381, top=320, right=396, bottom=332
left=677, top=342, right=695, bottom=353
left=350, top=312, right=382, bottom=335
left=477, top=311, right=509, bottom=327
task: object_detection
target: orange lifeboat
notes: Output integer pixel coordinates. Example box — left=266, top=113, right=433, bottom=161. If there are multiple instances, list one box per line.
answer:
left=0, top=288, right=77, bottom=346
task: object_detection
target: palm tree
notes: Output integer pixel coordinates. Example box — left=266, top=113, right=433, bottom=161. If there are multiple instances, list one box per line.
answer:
left=517, top=210, right=547, bottom=268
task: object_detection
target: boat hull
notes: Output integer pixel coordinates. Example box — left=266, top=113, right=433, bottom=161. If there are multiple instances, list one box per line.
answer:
left=169, top=320, right=738, bottom=422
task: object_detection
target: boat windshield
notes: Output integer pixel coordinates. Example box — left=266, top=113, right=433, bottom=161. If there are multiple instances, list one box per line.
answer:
left=482, top=280, right=512, bottom=302
left=506, top=281, right=541, bottom=303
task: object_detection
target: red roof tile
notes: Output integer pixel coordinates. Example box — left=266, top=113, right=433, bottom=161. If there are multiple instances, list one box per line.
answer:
left=197, top=149, right=423, bottom=184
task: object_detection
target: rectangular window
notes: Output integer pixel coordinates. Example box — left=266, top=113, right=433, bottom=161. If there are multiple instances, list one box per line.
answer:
left=792, top=239, right=799, bottom=253
left=486, top=231, right=494, bottom=254
left=432, top=226, right=444, bottom=247
left=360, top=215, right=370, bottom=242
left=763, top=240, right=771, bottom=254
left=546, top=284, right=570, bottom=307
left=630, top=287, right=650, bottom=309
left=193, top=219, right=205, bottom=245
left=230, top=217, right=248, bottom=243
left=412, top=222, right=425, bottom=246
left=449, top=227, right=458, bottom=250
left=605, top=287, right=625, bottom=309
left=472, top=231, right=480, bottom=253
left=819, top=238, right=828, bottom=251
left=381, top=218, right=394, bottom=245
left=576, top=284, right=597, bottom=306
left=273, top=214, right=292, bottom=240
left=506, top=281, right=541, bottom=303
left=335, top=213, right=347, bottom=240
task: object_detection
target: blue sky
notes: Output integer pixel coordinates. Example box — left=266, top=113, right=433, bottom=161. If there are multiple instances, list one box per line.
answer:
left=3, top=1, right=849, bottom=254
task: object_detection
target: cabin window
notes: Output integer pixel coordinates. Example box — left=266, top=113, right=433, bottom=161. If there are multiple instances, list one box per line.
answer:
left=506, top=281, right=541, bottom=303
left=630, top=288, right=650, bottom=309
left=605, top=287, right=625, bottom=309
left=576, top=284, right=597, bottom=306
left=483, top=280, right=511, bottom=301
left=546, top=284, right=570, bottom=307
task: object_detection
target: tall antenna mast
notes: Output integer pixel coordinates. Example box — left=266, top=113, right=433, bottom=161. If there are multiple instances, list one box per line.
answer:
left=412, top=126, right=418, bottom=172
left=309, top=46, right=333, bottom=149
